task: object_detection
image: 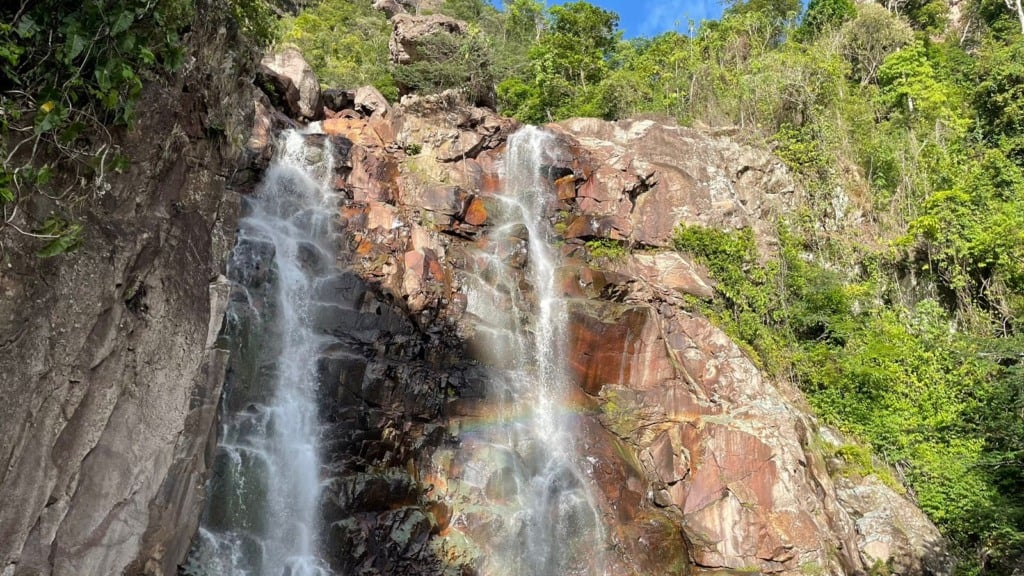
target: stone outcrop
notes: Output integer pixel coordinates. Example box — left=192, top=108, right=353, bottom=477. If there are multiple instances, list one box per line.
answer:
left=548, top=117, right=798, bottom=249
left=0, top=6, right=253, bottom=576
left=0, top=20, right=952, bottom=576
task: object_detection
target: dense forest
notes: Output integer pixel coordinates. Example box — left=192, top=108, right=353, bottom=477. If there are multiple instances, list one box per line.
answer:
left=2, top=0, right=1023, bottom=572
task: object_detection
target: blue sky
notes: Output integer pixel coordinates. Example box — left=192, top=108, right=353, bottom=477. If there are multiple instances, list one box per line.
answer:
left=551, top=0, right=727, bottom=37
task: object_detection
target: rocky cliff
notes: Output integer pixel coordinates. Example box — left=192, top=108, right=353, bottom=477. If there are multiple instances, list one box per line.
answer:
left=0, top=3, right=256, bottom=575
left=238, top=47, right=955, bottom=575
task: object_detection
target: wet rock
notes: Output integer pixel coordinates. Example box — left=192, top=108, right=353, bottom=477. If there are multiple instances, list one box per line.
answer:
left=227, top=88, right=948, bottom=576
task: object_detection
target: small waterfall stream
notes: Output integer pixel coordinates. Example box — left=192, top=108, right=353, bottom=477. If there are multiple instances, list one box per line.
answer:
left=464, top=126, right=605, bottom=576
left=190, top=131, right=335, bottom=576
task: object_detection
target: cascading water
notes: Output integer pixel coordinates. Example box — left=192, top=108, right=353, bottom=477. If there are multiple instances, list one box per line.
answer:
left=463, top=126, right=605, bottom=576
left=188, top=131, right=335, bottom=576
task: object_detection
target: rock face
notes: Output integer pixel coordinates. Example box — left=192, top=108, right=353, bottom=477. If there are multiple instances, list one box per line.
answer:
left=0, top=8, right=252, bottom=576
left=228, top=80, right=952, bottom=576
left=549, top=117, right=798, bottom=249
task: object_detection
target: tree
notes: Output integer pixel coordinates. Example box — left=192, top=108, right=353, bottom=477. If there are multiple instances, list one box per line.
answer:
left=542, top=1, right=619, bottom=88
left=1004, top=0, right=1024, bottom=33
left=281, top=0, right=397, bottom=98
left=498, top=1, right=620, bottom=121
left=797, top=0, right=857, bottom=40
left=877, top=40, right=962, bottom=129
left=840, top=2, right=914, bottom=84
left=724, top=0, right=802, bottom=22
left=974, top=36, right=1024, bottom=164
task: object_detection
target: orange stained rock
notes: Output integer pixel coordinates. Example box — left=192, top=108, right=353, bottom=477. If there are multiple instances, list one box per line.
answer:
left=462, top=197, right=488, bottom=226
left=555, top=174, right=576, bottom=200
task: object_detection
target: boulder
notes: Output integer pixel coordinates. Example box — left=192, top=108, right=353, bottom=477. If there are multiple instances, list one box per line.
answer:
left=389, top=13, right=468, bottom=66
left=354, top=86, right=391, bottom=119
left=835, top=474, right=954, bottom=576
left=258, top=46, right=323, bottom=120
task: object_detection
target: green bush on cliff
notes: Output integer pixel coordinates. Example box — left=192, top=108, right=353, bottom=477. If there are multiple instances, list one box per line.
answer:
left=280, top=0, right=397, bottom=99
left=0, top=0, right=198, bottom=255
left=675, top=220, right=1024, bottom=572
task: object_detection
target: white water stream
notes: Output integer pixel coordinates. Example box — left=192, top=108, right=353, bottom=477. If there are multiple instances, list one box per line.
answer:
left=191, top=131, right=335, bottom=576
left=465, top=126, right=605, bottom=576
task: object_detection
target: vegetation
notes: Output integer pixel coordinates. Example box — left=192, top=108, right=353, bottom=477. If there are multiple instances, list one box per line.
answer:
left=0, top=0, right=272, bottom=256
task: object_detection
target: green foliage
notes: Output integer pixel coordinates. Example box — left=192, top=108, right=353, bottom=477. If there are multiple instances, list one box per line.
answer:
left=677, top=220, right=1023, bottom=570
left=499, top=1, right=621, bottom=122
left=390, top=29, right=497, bottom=105
left=0, top=0, right=193, bottom=127
left=724, top=0, right=802, bottom=24
left=280, top=0, right=396, bottom=99
left=827, top=443, right=903, bottom=491
left=973, top=36, right=1024, bottom=163
left=441, top=0, right=496, bottom=22
left=227, top=0, right=278, bottom=46
left=877, top=40, right=966, bottom=131
left=673, top=225, right=791, bottom=372
left=909, top=148, right=1024, bottom=321
left=839, top=3, right=914, bottom=85
left=583, top=238, right=627, bottom=260
left=797, top=0, right=856, bottom=40
left=35, top=215, right=83, bottom=257
left=0, top=0, right=207, bottom=254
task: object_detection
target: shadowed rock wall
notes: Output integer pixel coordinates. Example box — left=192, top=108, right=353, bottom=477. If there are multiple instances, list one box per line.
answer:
left=0, top=4, right=255, bottom=574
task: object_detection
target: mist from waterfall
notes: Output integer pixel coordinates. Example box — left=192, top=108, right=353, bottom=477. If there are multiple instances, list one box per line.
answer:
left=188, top=131, right=335, bottom=576
left=464, top=126, right=606, bottom=576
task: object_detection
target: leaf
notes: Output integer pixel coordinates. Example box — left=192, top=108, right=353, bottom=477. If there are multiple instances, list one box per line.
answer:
left=66, top=33, right=87, bottom=62
left=15, top=16, right=38, bottom=39
left=34, top=165, right=53, bottom=186
left=34, top=107, right=61, bottom=134
left=36, top=220, right=83, bottom=258
left=111, top=10, right=135, bottom=35
left=95, top=66, right=112, bottom=92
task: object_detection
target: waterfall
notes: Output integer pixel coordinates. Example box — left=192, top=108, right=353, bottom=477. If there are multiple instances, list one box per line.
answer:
left=188, top=131, right=335, bottom=576
left=464, top=126, right=605, bottom=576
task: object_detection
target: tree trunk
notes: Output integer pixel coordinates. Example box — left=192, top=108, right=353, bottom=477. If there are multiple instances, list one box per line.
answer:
left=1006, top=0, right=1024, bottom=34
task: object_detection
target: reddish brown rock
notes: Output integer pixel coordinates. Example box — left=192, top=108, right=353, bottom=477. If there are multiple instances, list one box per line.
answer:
left=550, top=118, right=799, bottom=248
left=607, top=252, right=715, bottom=299
left=566, top=303, right=674, bottom=395
left=247, top=98, right=948, bottom=576
left=461, top=197, right=487, bottom=226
